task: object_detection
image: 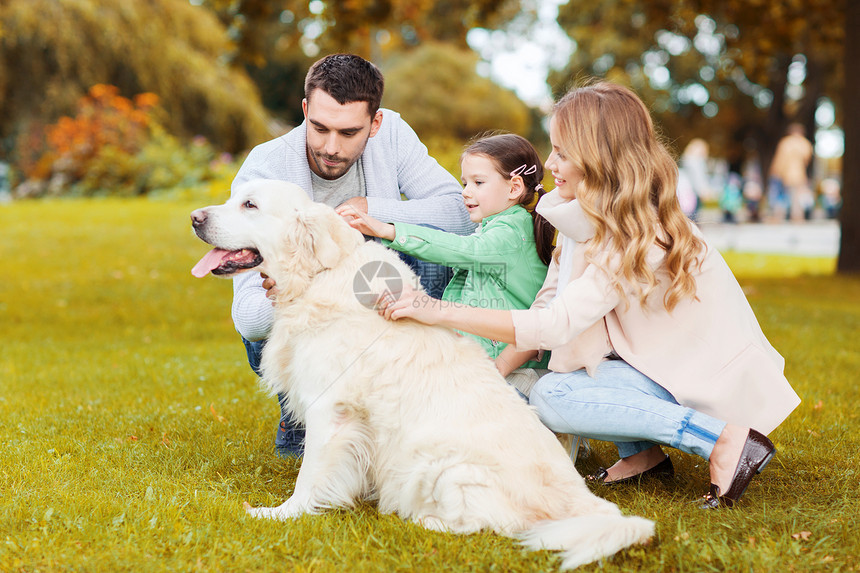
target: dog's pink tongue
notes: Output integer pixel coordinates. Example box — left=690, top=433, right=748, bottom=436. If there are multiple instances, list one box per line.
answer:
left=192, top=248, right=230, bottom=277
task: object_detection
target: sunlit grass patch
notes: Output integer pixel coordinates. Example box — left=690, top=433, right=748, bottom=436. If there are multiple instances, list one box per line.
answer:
left=720, top=251, right=836, bottom=278
left=2, top=199, right=858, bottom=571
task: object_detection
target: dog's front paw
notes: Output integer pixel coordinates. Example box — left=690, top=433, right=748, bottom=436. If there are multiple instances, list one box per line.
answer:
left=243, top=499, right=306, bottom=521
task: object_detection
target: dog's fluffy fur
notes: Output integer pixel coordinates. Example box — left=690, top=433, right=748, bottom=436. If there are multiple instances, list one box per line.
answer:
left=191, top=179, right=654, bottom=570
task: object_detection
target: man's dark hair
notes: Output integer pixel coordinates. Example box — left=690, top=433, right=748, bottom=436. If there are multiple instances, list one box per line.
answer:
left=304, top=54, right=384, bottom=116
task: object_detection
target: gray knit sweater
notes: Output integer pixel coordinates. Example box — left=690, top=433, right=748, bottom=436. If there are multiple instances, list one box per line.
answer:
left=231, top=108, right=474, bottom=341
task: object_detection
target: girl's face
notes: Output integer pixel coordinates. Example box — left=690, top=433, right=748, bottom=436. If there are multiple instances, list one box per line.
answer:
left=460, top=153, right=519, bottom=223
left=546, top=115, right=584, bottom=201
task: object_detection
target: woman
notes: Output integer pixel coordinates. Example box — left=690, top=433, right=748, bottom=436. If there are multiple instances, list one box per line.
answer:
left=378, top=82, right=800, bottom=508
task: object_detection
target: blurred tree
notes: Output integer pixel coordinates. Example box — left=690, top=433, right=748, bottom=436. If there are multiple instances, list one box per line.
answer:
left=552, top=0, right=855, bottom=270
left=197, top=1, right=534, bottom=153
left=203, top=0, right=520, bottom=63
left=554, top=0, right=843, bottom=166
left=198, top=0, right=523, bottom=127
left=838, top=0, right=858, bottom=272
left=0, top=0, right=271, bottom=156
left=200, top=0, right=313, bottom=67
left=382, top=43, right=534, bottom=173
left=317, top=0, right=520, bottom=55
left=200, top=0, right=314, bottom=126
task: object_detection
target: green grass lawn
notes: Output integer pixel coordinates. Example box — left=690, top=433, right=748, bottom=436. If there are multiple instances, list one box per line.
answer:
left=1, top=198, right=859, bottom=572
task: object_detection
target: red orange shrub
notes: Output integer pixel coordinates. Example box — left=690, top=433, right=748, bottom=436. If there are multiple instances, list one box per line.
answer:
left=13, top=84, right=234, bottom=197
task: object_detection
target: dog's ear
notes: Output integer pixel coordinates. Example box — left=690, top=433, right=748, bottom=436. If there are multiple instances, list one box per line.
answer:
left=269, top=205, right=362, bottom=302
left=304, top=206, right=363, bottom=269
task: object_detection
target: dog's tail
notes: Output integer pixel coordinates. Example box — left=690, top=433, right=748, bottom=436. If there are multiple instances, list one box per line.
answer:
left=518, top=513, right=654, bottom=570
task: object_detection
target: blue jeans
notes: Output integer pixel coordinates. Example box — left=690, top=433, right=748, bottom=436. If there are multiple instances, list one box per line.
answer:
left=397, top=253, right=452, bottom=299
left=529, top=360, right=726, bottom=461
left=242, top=250, right=452, bottom=453
left=242, top=338, right=306, bottom=454
left=767, top=176, right=789, bottom=218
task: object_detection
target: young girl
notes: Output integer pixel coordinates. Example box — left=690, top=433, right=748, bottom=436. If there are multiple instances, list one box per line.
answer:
left=338, top=133, right=555, bottom=395
left=376, top=82, right=801, bottom=509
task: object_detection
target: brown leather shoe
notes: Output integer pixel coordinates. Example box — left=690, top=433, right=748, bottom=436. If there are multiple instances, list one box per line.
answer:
left=586, top=454, right=674, bottom=486
left=701, top=428, right=775, bottom=509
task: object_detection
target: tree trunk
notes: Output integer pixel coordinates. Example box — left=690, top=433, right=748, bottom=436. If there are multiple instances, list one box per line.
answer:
left=837, top=0, right=859, bottom=272
left=760, top=55, right=790, bottom=180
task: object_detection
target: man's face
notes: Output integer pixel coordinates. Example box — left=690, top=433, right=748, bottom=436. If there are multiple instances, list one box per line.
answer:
left=303, top=90, right=383, bottom=180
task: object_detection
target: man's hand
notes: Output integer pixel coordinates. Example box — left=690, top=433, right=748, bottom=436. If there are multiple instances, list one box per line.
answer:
left=261, top=273, right=278, bottom=301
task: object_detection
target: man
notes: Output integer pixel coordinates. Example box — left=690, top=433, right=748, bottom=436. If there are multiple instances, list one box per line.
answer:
left=230, top=54, right=474, bottom=457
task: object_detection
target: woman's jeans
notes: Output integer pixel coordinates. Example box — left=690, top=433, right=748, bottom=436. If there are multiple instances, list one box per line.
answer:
left=529, top=360, right=726, bottom=461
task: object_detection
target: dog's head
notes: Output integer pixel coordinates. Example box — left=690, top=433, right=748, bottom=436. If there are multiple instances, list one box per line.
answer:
left=191, top=179, right=364, bottom=298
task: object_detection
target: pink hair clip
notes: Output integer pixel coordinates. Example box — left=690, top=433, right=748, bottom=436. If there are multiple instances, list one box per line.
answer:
left=510, top=164, right=538, bottom=178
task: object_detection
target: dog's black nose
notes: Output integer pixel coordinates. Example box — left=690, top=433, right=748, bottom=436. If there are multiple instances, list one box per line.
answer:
left=191, top=209, right=207, bottom=228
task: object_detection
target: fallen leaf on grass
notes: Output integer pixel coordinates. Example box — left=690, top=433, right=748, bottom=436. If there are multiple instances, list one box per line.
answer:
left=210, top=403, right=227, bottom=424
left=792, top=531, right=812, bottom=541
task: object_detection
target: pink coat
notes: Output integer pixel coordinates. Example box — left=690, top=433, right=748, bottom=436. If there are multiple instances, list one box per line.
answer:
left=512, top=193, right=800, bottom=435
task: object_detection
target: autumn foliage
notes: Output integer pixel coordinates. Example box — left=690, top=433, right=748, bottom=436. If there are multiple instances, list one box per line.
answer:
left=15, top=85, right=236, bottom=198
left=0, top=0, right=270, bottom=158
left=20, top=85, right=154, bottom=180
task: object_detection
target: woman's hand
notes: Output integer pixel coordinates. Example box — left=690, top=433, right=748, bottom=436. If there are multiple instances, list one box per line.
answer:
left=378, top=284, right=518, bottom=346
left=377, top=283, right=442, bottom=325
left=336, top=204, right=395, bottom=241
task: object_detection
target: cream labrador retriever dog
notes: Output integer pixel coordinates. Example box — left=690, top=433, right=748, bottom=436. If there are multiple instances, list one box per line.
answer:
left=190, top=179, right=653, bottom=570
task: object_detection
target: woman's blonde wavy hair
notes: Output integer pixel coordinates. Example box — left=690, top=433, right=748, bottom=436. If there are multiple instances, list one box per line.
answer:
left=552, top=81, right=704, bottom=311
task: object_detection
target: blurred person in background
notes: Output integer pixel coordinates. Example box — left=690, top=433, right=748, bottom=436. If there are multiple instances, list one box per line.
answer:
left=768, top=123, right=814, bottom=222
left=819, top=178, right=842, bottom=220
left=678, top=138, right=713, bottom=221
left=720, top=172, right=744, bottom=223
left=741, top=152, right=764, bottom=222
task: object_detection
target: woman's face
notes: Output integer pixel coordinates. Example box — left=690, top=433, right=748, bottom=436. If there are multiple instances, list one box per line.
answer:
left=545, top=115, right=584, bottom=201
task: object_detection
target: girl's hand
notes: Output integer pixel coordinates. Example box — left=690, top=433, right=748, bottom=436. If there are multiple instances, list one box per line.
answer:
left=336, top=204, right=395, bottom=241
left=377, top=283, right=441, bottom=325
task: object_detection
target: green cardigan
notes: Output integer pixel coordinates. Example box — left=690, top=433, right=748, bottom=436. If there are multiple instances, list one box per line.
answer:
left=383, top=204, right=549, bottom=368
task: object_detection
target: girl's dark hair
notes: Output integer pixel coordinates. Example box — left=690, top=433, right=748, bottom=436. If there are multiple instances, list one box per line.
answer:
left=304, top=54, right=384, bottom=116
left=462, top=133, right=555, bottom=265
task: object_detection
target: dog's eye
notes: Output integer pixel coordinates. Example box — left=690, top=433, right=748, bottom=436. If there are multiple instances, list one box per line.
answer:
left=243, top=200, right=257, bottom=210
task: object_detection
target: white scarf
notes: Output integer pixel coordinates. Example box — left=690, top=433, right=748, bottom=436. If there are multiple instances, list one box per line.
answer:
left=535, top=191, right=595, bottom=300
left=533, top=190, right=612, bottom=375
